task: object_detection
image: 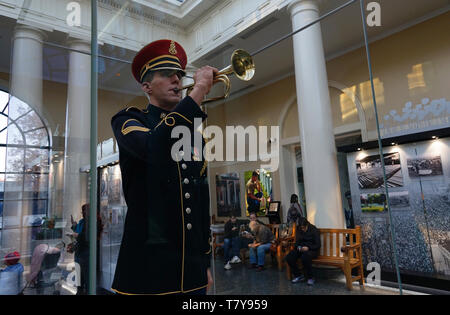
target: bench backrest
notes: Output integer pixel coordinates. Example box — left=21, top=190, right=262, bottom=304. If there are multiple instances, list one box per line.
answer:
left=317, top=226, right=361, bottom=260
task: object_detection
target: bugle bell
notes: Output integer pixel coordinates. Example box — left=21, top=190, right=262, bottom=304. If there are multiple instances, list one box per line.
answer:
left=181, top=49, right=255, bottom=104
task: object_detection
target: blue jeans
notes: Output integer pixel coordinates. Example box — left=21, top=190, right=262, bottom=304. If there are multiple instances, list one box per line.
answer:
left=223, top=237, right=241, bottom=262
left=249, top=243, right=272, bottom=266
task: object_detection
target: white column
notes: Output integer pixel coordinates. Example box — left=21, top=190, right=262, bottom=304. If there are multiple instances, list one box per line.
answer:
left=288, top=0, right=345, bottom=228
left=6, top=25, right=46, bottom=254
left=62, top=39, right=91, bottom=226
left=10, top=25, right=46, bottom=114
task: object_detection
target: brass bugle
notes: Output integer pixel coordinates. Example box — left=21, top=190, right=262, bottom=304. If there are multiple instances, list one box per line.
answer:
left=180, top=49, right=255, bottom=104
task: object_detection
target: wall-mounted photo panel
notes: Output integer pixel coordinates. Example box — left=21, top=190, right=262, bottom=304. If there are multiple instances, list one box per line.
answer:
left=407, top=156, right=444, bottom=177
left=356, top=152, right=403, bottom=189
left=215, top=173, right=241, bottom=218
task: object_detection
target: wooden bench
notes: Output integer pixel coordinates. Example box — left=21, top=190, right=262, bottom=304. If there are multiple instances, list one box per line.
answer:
left=285, top=226, right=364, bottom=290
left=269, top=224, right=296, bottom=271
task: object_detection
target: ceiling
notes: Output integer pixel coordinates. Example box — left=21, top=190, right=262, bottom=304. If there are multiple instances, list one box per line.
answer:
left=192, top=0, right=450, bottom=105
left=0, top=0, right=449, bottom=105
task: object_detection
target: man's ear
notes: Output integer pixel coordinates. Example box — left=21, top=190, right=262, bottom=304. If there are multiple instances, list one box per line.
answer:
left=141, top=82, right=152, bottom=94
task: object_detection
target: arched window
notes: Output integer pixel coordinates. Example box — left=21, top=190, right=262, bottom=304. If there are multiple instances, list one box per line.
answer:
left=0, top=90, right=51, bottom=243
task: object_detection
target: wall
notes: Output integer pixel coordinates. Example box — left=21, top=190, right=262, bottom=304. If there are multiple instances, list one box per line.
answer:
left=347, top=138, right=450, bottom=278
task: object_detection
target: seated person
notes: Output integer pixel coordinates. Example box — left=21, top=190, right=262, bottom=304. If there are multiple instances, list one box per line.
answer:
left=285, top=217, right=321, bottom=286
left=247, top=221, right=275, bottom=271
left=0, top=251, right=24, bottom=295
left=223, top=214, right=242, bottom=270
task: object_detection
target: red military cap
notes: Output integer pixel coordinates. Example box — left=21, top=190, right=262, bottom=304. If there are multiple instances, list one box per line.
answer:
left=132, top=39, right=187, bottom=83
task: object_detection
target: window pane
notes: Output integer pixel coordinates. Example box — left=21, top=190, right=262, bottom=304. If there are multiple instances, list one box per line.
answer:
left=14, top=110, right=44, bottom=132
left=24, top=128, right=49, bottom=146
left=24, top=149, right=50, bottom=173
left=0, top=146, right=5, bottom=172
left=5, top=148, right=24, bottom=173
left=7, top=96, right=31, bottom=121
left=0, top=90, right=8, bottom=109
left=5, top=123, right=24, bottom=145
left=24, top=174, right=49, bottom=193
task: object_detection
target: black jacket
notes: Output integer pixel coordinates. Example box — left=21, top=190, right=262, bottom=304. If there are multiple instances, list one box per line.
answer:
left=110, top=97, right=211, bottom=295
left=224, top=220, right=241, bottom=239
left=295, top=224, right=321, bottom=252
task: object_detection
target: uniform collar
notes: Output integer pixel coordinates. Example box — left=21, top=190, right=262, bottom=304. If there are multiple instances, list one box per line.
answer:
left=147, top=103, right=171, bottom=119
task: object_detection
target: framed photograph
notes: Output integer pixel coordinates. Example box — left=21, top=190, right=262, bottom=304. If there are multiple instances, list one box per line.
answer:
left=407, top=156, right=443, bottom=177
left=356, top=152, right=403, bottom=189
left=244, top=169, right=273, bottom=217
left=389, top=191, right=410, bottom=208
left=215, top=173, right=241, bottom=217
left=360, top=193, right=387, bottom=213
left=267, top=201, right=281, bottom=214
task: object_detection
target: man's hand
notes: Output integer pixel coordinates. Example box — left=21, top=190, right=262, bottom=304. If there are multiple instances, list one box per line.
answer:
left=189, top=66, right=218, bottom=106
left=298, top=246, right=309, bottom=252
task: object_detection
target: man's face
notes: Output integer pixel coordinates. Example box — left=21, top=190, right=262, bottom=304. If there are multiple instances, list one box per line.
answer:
left=249, top=214, right=257, bottom=222
left=231, top=216, right=237, bottom=223
left=143, top=70, right=183, bottom=109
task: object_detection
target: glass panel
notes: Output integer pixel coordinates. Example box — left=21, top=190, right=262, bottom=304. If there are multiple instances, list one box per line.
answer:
left=0, top=0, right=92, bottom=296
left=362, top=0, right=450, bottom=291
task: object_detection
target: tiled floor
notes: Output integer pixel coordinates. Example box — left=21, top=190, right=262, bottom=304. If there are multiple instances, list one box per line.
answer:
left=209, top=257, right=404, bottom=295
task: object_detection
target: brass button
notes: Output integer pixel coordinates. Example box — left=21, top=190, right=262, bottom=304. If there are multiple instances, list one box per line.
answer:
left=179, top=151, right=185, bottom=157
left=182, top=163, right=187, bottom=170
left=184, top=178, right=190, bottom=185
left=186, top=208, right=192, bottom=214
left=185, top=193, right=191, bottom=199
left=187, top=223, right=192, bottom=230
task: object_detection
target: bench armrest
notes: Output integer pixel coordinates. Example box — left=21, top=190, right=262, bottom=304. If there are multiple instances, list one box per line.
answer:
left=341, top=243, right=361, bottom=253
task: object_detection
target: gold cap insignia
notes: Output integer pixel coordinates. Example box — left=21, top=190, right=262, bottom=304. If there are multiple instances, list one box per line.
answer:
left=169, top=41, right=177, bottom=55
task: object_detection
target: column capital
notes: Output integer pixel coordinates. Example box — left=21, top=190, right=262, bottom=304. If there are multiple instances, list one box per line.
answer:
left=66, top=38, right=91, bottom=53
left=13, top=24, right=47, bottom=43
left=287, top=0, right=320, bottom=17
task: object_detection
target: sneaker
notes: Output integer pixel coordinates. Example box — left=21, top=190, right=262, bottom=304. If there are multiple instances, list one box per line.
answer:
left=307, top=278, right=315, bottom=286
left=224, top=262, right=232, bottom=270
left=291, top=275, right=305, bottom=284
left=256, top=266, right=265, bottom=272
left=248, top=263, right=258, bottom=270
left=230, top=256, right=241, bottom=264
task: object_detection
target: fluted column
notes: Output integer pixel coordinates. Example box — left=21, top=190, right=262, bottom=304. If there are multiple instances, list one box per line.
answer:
left=288, top=0, right=345, bottom=228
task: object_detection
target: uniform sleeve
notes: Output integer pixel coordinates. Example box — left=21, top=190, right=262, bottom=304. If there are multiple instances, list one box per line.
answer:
left=111, top=96, right=207, bottom=164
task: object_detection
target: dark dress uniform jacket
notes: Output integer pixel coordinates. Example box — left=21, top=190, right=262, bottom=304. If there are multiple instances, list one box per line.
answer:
left=110, top=96, right=211, bottom=295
